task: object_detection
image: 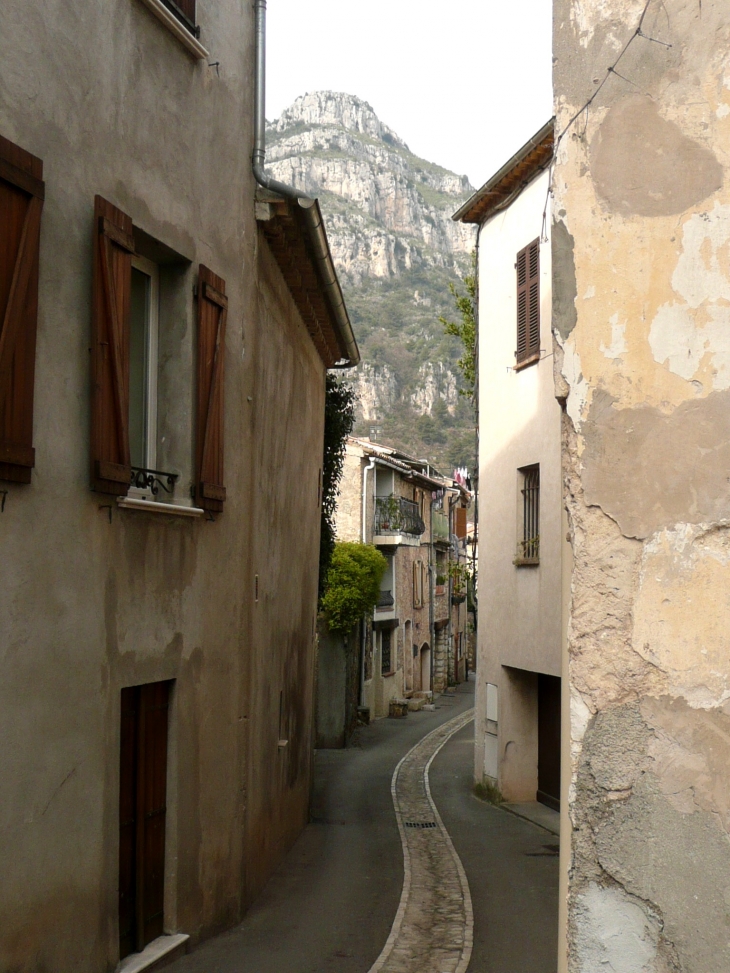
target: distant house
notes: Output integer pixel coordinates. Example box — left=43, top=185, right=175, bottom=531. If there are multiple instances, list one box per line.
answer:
left=454, top=121, right=566, bottom=810
left=0, top=2, right=357, bottom=970
left=317, top=437, right=469, bottom=740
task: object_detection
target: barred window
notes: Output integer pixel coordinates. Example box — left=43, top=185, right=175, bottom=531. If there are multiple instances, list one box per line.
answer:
left=516, top=465, right=539, bottom=565
left=381, top=629, right=392, bottom=675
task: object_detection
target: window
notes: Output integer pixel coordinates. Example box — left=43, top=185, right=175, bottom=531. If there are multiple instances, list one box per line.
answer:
left=162, top=0, right=198, bottom=34
left=381, top=629, right=392, bottom=675
left=516, top=465, right=540, bottom=565
left=129, top=256, right=159, bottom=473
left=0, top=135, right=44, bottom=484
left=515, top=239, right=540, bottom=368
left=91, top=195, right=227, bottom=512
left=376, top=555, right=395, bottom=611
left=137, top=0, right=208, bottom=60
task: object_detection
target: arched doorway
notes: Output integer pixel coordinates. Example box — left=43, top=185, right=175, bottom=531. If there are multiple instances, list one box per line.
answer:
left=420, top=642, right=431, bottom=692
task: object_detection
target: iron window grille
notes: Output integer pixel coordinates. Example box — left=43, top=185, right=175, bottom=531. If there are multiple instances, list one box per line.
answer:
left=381, top=629, right=392, bottom=674
left=516, top=465, right=540, bottom=565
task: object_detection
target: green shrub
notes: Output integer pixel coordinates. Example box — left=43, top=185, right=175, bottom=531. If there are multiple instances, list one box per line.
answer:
left=321, top=542, right=388, bottom=634
left=319, top=376, right=356, bottom=600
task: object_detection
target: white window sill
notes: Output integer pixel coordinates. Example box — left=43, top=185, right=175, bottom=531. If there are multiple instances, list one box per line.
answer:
left=138, top=0, right=209, bottom=59
left=117, top=496, right=205, bottom=518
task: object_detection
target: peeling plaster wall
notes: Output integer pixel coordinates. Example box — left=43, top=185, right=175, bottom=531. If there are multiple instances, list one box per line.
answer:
left=554, top=1, right=730, bottom=969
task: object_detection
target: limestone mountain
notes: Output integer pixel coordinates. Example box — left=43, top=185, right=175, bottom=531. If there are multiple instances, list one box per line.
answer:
left=267, top=92, right=477, bottom=472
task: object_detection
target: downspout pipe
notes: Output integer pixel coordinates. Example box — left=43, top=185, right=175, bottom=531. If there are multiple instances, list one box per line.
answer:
left=252, top=0, right=359, bottom=367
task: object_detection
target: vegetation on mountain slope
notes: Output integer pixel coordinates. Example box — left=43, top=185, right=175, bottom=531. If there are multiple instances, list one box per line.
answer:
left=268, top=92, right=478, bottom=473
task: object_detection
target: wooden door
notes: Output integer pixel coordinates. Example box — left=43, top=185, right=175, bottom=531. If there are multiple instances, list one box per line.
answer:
left=537, top=674, right=561, bottom=811
left=119, top=682, right=171, bottom=959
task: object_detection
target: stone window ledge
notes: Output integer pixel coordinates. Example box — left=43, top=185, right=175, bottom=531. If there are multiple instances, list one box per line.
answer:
left=117, top=496, right=204, bottom=518
left=138, top=0, right=209, bottom=59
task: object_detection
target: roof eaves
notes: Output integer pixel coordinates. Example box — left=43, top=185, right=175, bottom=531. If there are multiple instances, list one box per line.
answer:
left=256, top=190, right=360, bottom=368
left=452, top=118, right=555, bottom=225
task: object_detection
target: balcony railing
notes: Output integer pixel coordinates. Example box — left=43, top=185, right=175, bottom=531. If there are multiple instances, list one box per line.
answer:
left=376, top=589, right=395, bottom=610
left=432, top=509, right=449, bottom=544
left=374, top=496, right=425, bottom=537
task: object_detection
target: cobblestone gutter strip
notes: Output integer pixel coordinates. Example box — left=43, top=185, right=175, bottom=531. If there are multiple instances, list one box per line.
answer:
left=368, top=709, right=475, bottom=973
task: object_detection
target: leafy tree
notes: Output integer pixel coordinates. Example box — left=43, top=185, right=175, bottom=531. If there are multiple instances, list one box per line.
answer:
left=321, top=542, right=388, bottom=634
left=439, top=252, right=477, bottom=403
left=319, top=376, right=356, bottom=599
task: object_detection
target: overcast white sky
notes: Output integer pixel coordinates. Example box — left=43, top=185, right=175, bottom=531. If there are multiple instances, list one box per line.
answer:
left=266, top=0, right=553, bottom=189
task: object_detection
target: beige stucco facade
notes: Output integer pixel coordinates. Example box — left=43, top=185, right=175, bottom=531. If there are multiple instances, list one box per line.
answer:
left=466, top=163, right=565, bottom=803
left=0, top=3, right=345, bottom=970
left=554, top=1, right=730, bottom=969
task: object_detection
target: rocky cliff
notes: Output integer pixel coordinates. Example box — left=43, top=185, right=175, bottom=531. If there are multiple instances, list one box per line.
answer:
left=267, top=92, right=477, bottom=470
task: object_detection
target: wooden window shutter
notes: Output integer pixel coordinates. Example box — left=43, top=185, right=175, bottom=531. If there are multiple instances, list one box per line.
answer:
left=516, top=239, right=540, bottom=366
left=455, top=506, right=467, bottom=539
left=195, top=266, right=228, bottom=512
left=0, top=135, right=44, bottom=483
left=91, top=195, right=135, bottom=494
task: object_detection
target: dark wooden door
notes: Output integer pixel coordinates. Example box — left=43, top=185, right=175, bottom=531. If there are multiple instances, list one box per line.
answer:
left=537, top=674, right=561, bottom=811
left=119, top=682, right=171, bottom=959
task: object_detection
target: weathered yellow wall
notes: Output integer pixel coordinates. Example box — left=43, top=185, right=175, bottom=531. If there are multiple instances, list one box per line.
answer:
left=554, top=1, right=730, bottom=968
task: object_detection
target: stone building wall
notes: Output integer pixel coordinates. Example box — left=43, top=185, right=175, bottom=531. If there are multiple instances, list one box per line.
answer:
left=553, top=1, right=730, bottom=969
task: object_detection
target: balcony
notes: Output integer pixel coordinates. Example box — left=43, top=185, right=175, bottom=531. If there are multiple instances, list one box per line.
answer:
left=432, top=509, right=449, bottom=545
left=374, top=496, right=425, bottom=547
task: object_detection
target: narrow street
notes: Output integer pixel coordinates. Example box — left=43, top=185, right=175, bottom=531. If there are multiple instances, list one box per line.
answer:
left=167, top=679, right=558, bottom=973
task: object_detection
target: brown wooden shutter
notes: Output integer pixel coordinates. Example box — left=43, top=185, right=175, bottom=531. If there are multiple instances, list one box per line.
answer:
left=195, top=266, right=227, bottom=512
left=455, top=506, right=467, bottom=539
left=91, top=196, right=134, bottom=494
left=0, top=135, right=44, bottom=483
left=516, top=239, right=540, bottom=366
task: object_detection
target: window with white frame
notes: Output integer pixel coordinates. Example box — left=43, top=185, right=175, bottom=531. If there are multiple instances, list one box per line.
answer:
left=129, top=255, right=159, bottom=475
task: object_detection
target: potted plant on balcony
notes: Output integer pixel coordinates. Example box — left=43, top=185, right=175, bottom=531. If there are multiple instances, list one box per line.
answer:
left=435, top=573, right=447, bottom=596
left=378, top=494, right=400, bottom=531
left=449, top=562, right=468, bottom=604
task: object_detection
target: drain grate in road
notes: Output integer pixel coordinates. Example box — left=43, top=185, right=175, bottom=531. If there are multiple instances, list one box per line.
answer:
left=404, top=821, right=438, bottom=829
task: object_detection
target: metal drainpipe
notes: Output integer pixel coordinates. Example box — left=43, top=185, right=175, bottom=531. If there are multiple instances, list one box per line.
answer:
left=251, top=0, right=359, bottom=367
left=360, top=457, right=376, bottom=706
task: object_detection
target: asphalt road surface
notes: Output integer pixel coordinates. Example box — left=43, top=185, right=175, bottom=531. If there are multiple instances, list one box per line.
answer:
left=166, top=678, right=558, bottom=973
